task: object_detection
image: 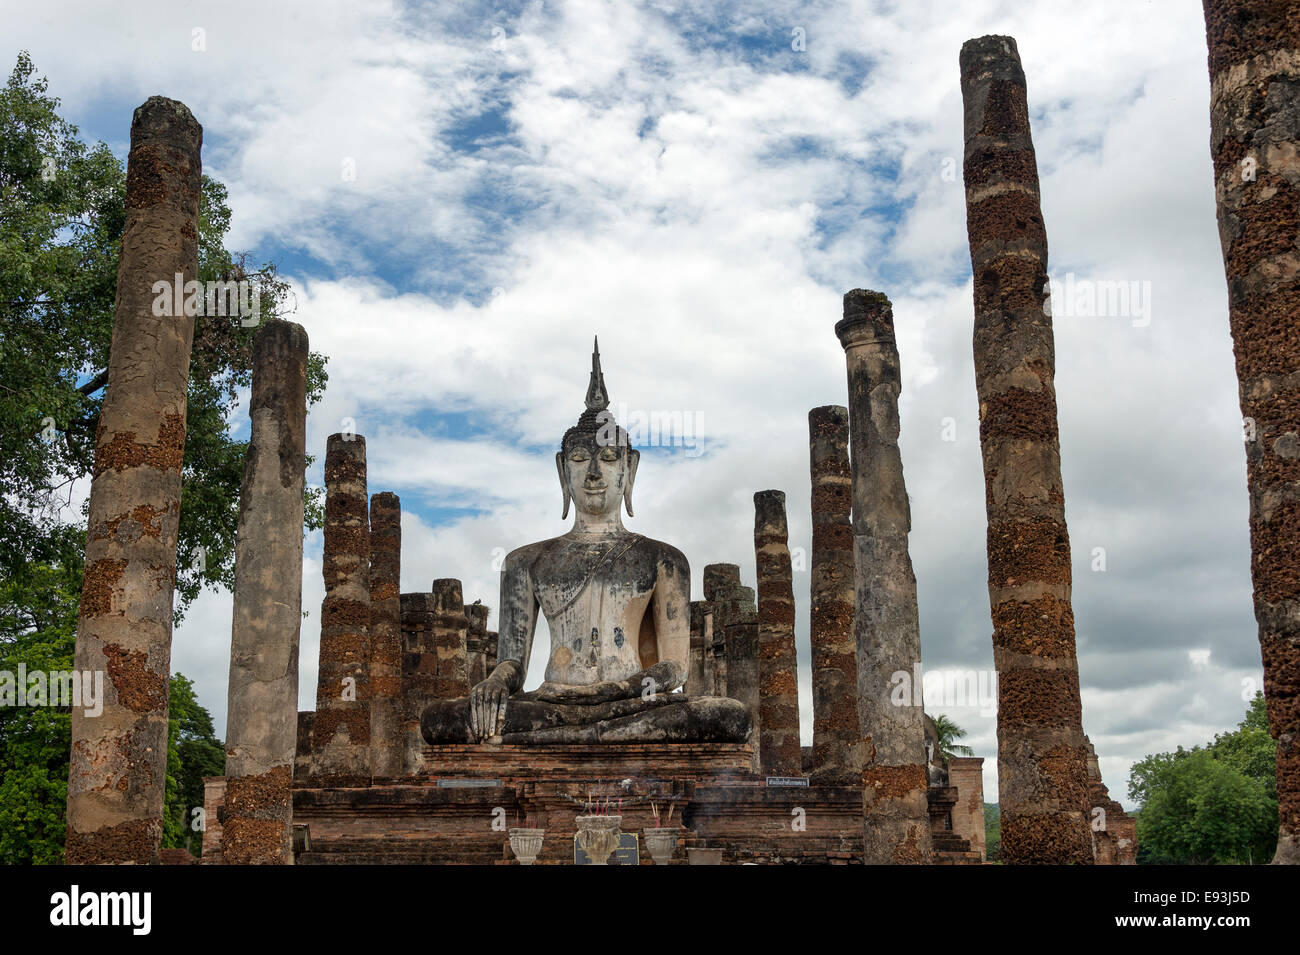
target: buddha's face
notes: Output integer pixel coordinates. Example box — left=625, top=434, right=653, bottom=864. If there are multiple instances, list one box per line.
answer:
left=563, top=436, right=626, bottom=517
left=557, top=428, right=640, bottom=521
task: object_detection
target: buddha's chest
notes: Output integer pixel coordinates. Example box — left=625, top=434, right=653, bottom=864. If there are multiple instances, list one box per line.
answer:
left=533, top=547, right=658, bottom=674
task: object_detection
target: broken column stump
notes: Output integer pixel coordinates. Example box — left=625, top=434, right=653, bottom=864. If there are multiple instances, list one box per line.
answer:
left=431, top=578, right=471, bottom=699
left=960, top=35, right=1094, bottom=864
left=310, top=434, right=372, bottom=787
left=65, top=97, right=203, bottom=864
left=688, top=600, right=712, bottom=695
left=755, top=490, right=802, bottom=777
left=466, top=602, right=491, bottom=688
left=724, top=585, right=760, bottom=760
left=809, top=405, right=860, bottom=786
left=703, top=563, right=741, bottom=696
left=1203, top=0, right=1300, bottom=865
left=222, top=320, right=309, bottom=865
left=836, top=289, right=932, bottom=864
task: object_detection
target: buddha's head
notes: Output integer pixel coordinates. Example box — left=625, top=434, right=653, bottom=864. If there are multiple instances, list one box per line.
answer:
left=557, top=339, right=639, bottom=521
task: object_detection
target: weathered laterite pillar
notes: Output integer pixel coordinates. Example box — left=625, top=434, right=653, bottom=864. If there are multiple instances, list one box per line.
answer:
left=222, top=320, right=308, bottom=865
left=466, top=602, right=491, bottom=688
left=431, top=579, right=471, bottom=699
left=755, top=490, right=802, bottom=777
left=836, top=289, right=932, bottom=864
left=703, top=563, right=741, bottom=695
left=723, top=585, right=760, bottom=760
left=368, top=492, right=403, bottom=779
left=960, top=35, right=1094, bottom=864
left=1203, top=0, right=1300, bottom=865
left=65, top=97, right=202, bottom=864
left=688, top=601, right=712, bottom=694
left=310, top=434, right=371, bottom=786
left=809, top=405, right=860, bottom=785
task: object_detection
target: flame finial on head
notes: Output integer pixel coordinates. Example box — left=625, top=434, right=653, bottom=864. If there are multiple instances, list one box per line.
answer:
left=586, top=336, right=609, bottom=412
left=561, top=336, right=630, bottom=454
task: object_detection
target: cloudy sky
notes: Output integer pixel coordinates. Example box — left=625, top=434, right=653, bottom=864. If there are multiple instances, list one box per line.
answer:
left=13, top=0, right=1262, bottom=808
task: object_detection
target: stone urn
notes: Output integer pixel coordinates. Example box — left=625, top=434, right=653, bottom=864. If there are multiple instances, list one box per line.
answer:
left=574, top=814, right=622, bottom=865
left=643, top=826, right=679, bottom=865
left=508, top=827, right=545, bottom=865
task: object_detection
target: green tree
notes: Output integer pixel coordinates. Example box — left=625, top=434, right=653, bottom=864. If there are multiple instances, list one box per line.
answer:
left=983, top=802, right=1001, bottom=862
left=0, top=50, right=327, bottom=613
left=928, top=713, right=974, bottom=760
left=0, top=525, right=81, bottom=864
left=1210, top=692, right=1276, bottom=799
left=1127, top=693, right=1278, bottom=864
left=162, top=674, right=224, bottom=856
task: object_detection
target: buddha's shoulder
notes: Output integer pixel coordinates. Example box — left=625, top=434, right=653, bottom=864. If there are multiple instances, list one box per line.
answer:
left=504, top=533, right=688, bottom=572
left=637, top=535, right=689, bottom=572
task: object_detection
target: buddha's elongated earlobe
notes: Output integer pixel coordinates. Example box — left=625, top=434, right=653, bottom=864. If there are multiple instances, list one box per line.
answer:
left=556, top=451, right=571, bottom=519
left=623, top=449, right=640, bottom=517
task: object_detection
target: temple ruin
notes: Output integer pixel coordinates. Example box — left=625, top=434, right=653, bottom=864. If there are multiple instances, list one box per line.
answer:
left=89, top=21, right=1300, bottom=864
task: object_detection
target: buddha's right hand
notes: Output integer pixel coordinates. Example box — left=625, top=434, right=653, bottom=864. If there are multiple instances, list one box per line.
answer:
left=469, top=675, right=510, bottom=741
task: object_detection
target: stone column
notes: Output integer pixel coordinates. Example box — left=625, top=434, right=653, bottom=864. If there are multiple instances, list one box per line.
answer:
left=65, top=98, right=202, bottom=864
left=723, top=586, right=760, bottom=757
left=960, top=36, right=1094, bottom=865
left=431, top=579, right=471, bottom=699
left=310, top=434, right=371, bottom=786
left=399, top=592, right=433, bottom=773
left=222, top=320, right=309, bottom=864
left=688, top=601, right=712, bottom=695
left=809, top=405, right=859, bottom=785
left=836, top=289, right=932, bottom=864
left=1203, top=0, right=1300, bottom=865
left=754, top=490, right=802, bottom=777
left=466, top=602, right=491, bottom=688
left=703, top=563, right=740, bottom=696
left=368, top=492, right=403, bottom=779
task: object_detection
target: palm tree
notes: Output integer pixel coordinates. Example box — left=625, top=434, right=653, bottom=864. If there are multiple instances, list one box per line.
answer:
left=929, top=714, right=974, bottom=760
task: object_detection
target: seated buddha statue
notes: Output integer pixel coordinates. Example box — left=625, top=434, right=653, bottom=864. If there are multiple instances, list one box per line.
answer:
left=421, top=341, right=751, bottom=745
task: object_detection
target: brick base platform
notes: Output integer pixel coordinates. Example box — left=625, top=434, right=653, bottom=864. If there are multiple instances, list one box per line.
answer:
left=282, top=742, right=982, bottom=864
left=291, top=741, right=859, bottom=864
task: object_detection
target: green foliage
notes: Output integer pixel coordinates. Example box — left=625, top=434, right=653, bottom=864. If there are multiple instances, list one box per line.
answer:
left=927, top=713, right=974, bottom=759
left=162, top=674, right=225, bottom=855
left=983, top=803, right=1000, bottom=862
left=1127, top=693, right=1278, bottom=864
left=0, top=525, right=80, bottom=863
left=0, top=51, right=328, bottom=618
